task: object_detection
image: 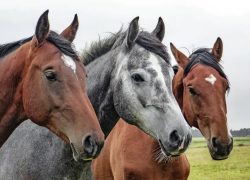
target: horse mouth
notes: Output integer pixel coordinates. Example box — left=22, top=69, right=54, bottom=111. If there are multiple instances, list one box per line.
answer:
left=209, top=146, right=229, bottom=160
left=211, top=154, right=229, bottom=160
left=207, top=141, right=231, bottom=160
left=70, top=143, right=94, bottom=162
left=158, top=139, right=179, bottom=157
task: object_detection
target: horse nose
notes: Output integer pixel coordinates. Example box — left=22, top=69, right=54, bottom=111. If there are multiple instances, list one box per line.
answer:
left=212, top=137, right=220, bottom=148
left=166, top=129, right=189, bottom=153
left=83, top=134, right=104, bottom=158
left=169, top=130, right=182, bottom=148
left=212, top=137, right=229, bottom=150
left=167, top=129, right=191, bottom=153
left=211, top=137, right=233, bottom=159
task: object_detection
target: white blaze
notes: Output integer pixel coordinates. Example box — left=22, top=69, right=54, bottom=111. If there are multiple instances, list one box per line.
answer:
left=115, top=52, right=128, bottom=80
left=149, top=53, right=189, bottom=127
left=148, top=54, right=167, bottom=89
left=205, top=74, right=217, bottom=85
left=62, top=55, right=76, bottom=74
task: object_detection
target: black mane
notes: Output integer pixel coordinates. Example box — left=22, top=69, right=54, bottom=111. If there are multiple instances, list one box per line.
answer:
left=136, top=31, right=169, bottom=63
left=184, top=48, right=230, bottom=90
left=82, top=29, right=170, bottom=65
left=82, top=30, right=122, bottom=65
left=0, top=37, right=32, bottom=58
left=0, top=31, right=79, bottom=60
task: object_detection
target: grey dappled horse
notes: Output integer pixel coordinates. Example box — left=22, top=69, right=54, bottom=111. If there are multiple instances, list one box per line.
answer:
left=0, top=17, right=191, bottom=179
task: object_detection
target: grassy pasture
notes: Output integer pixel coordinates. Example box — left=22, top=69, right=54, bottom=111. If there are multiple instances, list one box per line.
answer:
left=187, top=137, right=250, bottom=180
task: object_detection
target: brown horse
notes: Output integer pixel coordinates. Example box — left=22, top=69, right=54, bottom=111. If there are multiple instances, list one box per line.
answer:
left=91, top=37, right=233, bottom=179
left=92, top=121, right=190, bottom=180
left=171, top=39, right=233, bottom=160
left=0, top=10, right=104, bottom=161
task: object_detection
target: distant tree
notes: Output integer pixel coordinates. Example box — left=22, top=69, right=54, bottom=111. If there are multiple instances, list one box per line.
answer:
left=230, top=128, right=250, bottom=137
left=192, top=128, right=250, bottom=137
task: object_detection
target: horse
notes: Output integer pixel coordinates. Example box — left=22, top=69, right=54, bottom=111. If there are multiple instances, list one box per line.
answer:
left=0, top=10, right=104, bottom=161
left=171, top=39, right=233, bottom=160
left=0, top=17, right=191, bottom=179
left=91, top=37, right=233, bottom=179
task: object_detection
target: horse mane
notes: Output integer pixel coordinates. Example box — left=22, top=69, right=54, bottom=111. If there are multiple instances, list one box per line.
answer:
left=82, top=29, right=170, bottom=65
left=82, top=29, right=123, bottom=65
left=0, top=37, right=32, bottom=58
left=0, top=31, right=79, bottom=60
left=184, top=48, right=230, bottom=90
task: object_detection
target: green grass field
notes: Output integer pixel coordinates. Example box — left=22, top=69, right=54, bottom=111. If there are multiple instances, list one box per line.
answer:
left=187, top=137, right=250, bottom=180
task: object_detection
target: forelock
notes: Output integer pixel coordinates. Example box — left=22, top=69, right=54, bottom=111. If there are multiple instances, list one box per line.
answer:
left=184, top=48, right=230, bottom=91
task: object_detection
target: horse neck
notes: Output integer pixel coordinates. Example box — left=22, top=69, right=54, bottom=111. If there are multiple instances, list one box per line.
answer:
left=85, top=51, right=120, bottom=137
left=0, top=44, right=29, bottom=146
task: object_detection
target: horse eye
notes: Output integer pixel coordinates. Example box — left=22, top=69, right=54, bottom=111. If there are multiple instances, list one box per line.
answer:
left=44, top=70, right=57, bottom=81
left=188, top=86, right=198, bottom=96
left=131, top=73, right=144, bottom=82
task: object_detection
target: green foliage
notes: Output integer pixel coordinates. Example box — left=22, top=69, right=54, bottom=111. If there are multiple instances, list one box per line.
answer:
left=187, top=137, right=250, bottom=180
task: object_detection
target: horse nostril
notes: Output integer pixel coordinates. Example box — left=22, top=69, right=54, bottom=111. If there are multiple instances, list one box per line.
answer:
left=212, top=137, right=218, bottom=148
left=83, top=135, right=95, bottom=155
left=169, top=130, right=182, bottom=146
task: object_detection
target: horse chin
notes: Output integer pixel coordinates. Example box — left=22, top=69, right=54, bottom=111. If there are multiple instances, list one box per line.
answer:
left=154, top=141, right=180, bottom=164
left=209, top=148, right=229, bottom=160
left=211, top=154, right=229, bottom=160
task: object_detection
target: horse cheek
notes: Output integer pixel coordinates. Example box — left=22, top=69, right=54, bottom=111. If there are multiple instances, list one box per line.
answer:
left=22, top=73, right=49, bottom=125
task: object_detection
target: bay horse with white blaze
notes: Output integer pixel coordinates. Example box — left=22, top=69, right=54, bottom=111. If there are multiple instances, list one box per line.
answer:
left=171, top=39, right=233, bottom=160
left=0, top=10, right=104, bottom=161
left=0, top=17, right=191, bottom=179
left=92, top=35, right=233, bottom=179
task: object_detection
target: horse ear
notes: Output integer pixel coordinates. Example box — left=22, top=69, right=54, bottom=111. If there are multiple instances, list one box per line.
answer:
left=32, top=10, right=50, bottom=47
left=170, top=43, right=189, bottom=69
left=152, top=17, right=165, bottom=41
left=61, top=14, right=79, bottom=42
left=211, top=37, right=223, bottom=62
left=126, top=16, right=139, bottom=49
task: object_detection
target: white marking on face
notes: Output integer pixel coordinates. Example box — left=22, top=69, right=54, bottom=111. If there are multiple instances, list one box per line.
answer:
left=115, top=53, right=128, bottom=80
left=62, top=55, right=76, bottom=74
left=149, top=53, right=190, bottom=127
left=148, top=53, right=167, bottom=90
left=205, top=74, right=217, bottom=85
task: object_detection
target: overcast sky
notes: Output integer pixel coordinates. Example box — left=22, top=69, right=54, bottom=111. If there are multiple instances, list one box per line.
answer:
left=1, top=0, right=249, bottom=130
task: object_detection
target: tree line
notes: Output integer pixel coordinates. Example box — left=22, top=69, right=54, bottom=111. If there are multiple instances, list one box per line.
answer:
left=192, top=128, right=250, bottom=137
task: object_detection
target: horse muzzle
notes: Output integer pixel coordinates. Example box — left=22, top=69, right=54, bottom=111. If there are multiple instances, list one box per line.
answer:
left=159, top=130, right=192, bottom=156
left=209, top=137, right=233, bottom=160
left=70, top=134, right=104, bottom=161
